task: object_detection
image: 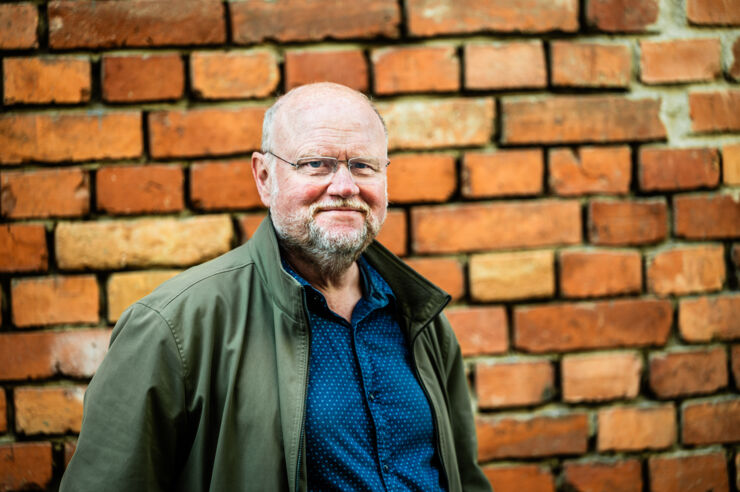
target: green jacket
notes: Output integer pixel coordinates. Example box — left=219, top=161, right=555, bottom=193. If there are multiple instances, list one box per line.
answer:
left=61, top=218, right=491, bottom=492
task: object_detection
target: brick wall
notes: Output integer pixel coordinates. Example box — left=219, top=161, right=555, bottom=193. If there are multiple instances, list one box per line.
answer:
left=1, top=0, right=739, bottom=490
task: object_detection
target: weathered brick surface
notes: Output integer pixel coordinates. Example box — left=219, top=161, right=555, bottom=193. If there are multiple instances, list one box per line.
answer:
left=731, top=37, right=740, bottom=80
left=0, top=3, right=38, bottom=49
left=0, top=391, right=5, bottom=433
left=96, top=165, right=183, bottom=215
left=373, top=46, right=459, bottom=94
left=562, top=351, right=642, bottom=402
left=375, top=209, right=406, bottom=257
left=14, top=386, right=85, bottom=435
left=463, top=149, right=543, bottom=198
left=588, top=199, right=668, bottom=245
left=285, top=49, right=368, bottom=92
left=470, top=250, right=554, bottom=301
left=0, top=224, right=48, bottom=273
left=107, top=270, right=180, bottom=322
left=444, top=306, right=508, bottom=357
left=1, top=168, right=89, bottom=219
left=64, top=441, right=76, bottom=468
left=647, top=245, right=725, bottom=296
left=3, top=56, right=91, bottom=105
left=102, top=54, right=184, bottom=103
left=563, top=459, right=643, bottom=492
left=11, top=276, right=99, bottom=327
left=551, top=42, right=631, bottom=87
left=687, top=0, right=740, bottom=25
left=649, top=451, right=729, bottom=492
left=190, top=160, right=262, bottom=211
left=724, top=143, right=740, bottom=184
left=733, top=346, right=740, bottom=390
left=550, top=146, right=631, bottom=196
left=477, top=359, right=554, bottom=408
left=560, top=249, right=641, bottom=298
left=239, top=212, right=268, bottom=242
left=649, top=347, right=728, bottom=398
left=641, top=38, right=721, bottom=84
left=387, top=153, right=456, bottom=203
left=0, top=442, right=52, bottom=491
left=515, top=299, right=672, bottom=353
left=465, top=42, right=546, bottom=90
left=690, top=90, right=740, bottom=133
left=679, top=294, right=740, bottom=342
left=674, top=193, right=740, bottom=239
left=404, top=257, right=464, bottom=301
left=598, top=404, right=676, bottom=451
left=586, top=0, right=659, bottom=32
left=682, top=398, right=740, bottom=445
left=483, top=464, right=555, bottom=492
left=639, top=147, right=720, bottom=191
left=192, top=50, right=279, bottom=99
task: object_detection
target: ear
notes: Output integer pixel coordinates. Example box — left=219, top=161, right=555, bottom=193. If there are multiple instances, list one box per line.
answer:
left=251, top=151, right=273, bottom=207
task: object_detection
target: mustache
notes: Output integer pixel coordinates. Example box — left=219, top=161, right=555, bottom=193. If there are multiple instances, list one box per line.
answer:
left=309, top=200, right=371, bottom=216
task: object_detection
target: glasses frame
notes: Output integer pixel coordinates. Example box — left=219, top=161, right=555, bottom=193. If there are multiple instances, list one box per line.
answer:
left=264, top=151, right=390, bottom=179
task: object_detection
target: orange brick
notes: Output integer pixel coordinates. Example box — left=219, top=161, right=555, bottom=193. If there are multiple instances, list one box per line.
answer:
left=679, top=294, right=740, bottom=342
left=563, top=459, right=643, bottom=492
left=562, top=351, right=642, bottom=402
left=731, top=37, right=740, bottom=80
left=0, top=224, right=47, bottom=273
left=1, top=168, right=89, bottom=219
left=64, top=441, right=76, bottom=468
left=0, top=391, right=5, bottom=433
left=733, top=345, right=740, bottom=390
left=647, top=245, right=725, bottom=296
left=639, top=147, right=719, bottom=191
left=690, top=90, right=740, bottom=133
left=559, top=249, right=642, bottom=298
left=687, top=0, right=740, bottom=25
left=483, top=464, right=555, bottom=492
left=588, top=199, right=668, bottom=246
left=586, top=0, right=659, bottom=32
left=3, top=56, right=90, bottom=104
left=407, top=0, right=578, bottom=35
left=412, top=200, right=581, bottom=254
left=515, top=299, right=672, bottom=353
left=649, top=451, right=729, bottom=492
left=470, top=250, right=554, bottom=302
left=551, top=42, right=631, bottom=87
left=463, top=149, right=543, bottom=198
left=190, top=160, right=263, bottom=211
left=598, top=404, right=676, bottom=451
left=387, top=153, right=456, bottom=203
left=724, top=143, right=740, bottom=184
left=477, top=412, right=588, bottom=460
left=107, top=270, right=181, bottom=322
left=102, top=54, right=184, bottom=103
left=284, top=49, right=368, bottom=92
left=0, top=3, right=38, bottom=49
left=375, top=209, right=406, bottom=257
left=230, top=0, right=399, bottom=43
left=444, top=306, right=508, bottom=357
left=11, top=276, right=99, bottom=327
left=97, top=164, right=183, bottom=215
left=465, top=41, right=546, bottom=90
left=373, top=46, right=459, bottom=94
left=650, top=347, right=727, bottom=398
left=675, top=193, right=740, bottom=239
left=0, top=442, right=52, bottom=491
left=191, top=50, right=279, bottom=99
left=682, top=398, right=740, bottom=445
left=641, top=39, right=721, bottom=84
left=0, top=329, right=110, bottom=380
left=239, top=212, right=268, bottom=242
left=49, top=0, right=226, bottom=48
left=14, top=385, right=85, bottom=435
left=502, top=96, right=666, bottom=144
left=549, top=146, right=631, bottom=196
left=378, top=98, right=494, bottom=151
left=477, top=359, right=554, bottom=408
left=0, top=112, right=142, bottom=164
left=404, top=257, right=464, bottom=301
left=148, top=107, right=265, bottom=159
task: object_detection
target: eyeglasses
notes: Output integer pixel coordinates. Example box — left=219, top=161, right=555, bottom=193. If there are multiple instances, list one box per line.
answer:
left=264, top=151, right=389, bottom=180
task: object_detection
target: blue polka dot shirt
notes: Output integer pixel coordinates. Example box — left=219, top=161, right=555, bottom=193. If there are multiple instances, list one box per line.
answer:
left=283, top=256, right=446, bottom=491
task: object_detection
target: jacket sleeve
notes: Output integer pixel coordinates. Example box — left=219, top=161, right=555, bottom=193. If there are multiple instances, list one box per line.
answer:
left=60, top=302, right=189, bottom=492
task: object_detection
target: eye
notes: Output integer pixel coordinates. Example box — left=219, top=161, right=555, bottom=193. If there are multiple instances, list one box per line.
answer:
left=304, top=159, right=325, bottom=169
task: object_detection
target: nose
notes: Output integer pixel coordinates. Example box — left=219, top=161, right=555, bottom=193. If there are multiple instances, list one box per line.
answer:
left=326, top=162, right=360, bottom=197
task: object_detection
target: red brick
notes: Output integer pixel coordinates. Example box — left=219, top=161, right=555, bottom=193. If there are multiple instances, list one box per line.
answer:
left=445, top=306, right=508, bottom=357
left=647, top=245, right=725, bottom=296
left=404, top=257, right=464, bottom=301
left=470, top=250, right=554, bottom=302
left=563, top=459, right=643, bottom=492
left=549, top=146, right=631, bottom=196
left=733, top=345, right=740, bottom=390
left=0, top=391, right=5, bottom=433
left=190, top=160, right=261, bottom=211
left=407, top=0, right=578, bottom=35
left=598, top=404, right=676, bottom=451
left=551, top=42, right=631, bottom=87
left=477, top=412, right=588, bottom=460
left=682, top=398, right=740, bottom=445
left=560, top=249, right=642, bottom=298
left=687, top=0, right=740, bottom=25
left=463, top=149, right=543, bottom=198
left=230, top=0, right=399, bottom=43
left=0, top=329, right=110, bottom=380
left=0, top=3, right=38, bottom=49
left=15, top=385, right=85, bottom=435
left=373, top=46, right=459, bottom=94
left=48, top=0, right=226, bottom=48
left=679, top=294, right=740, bottom=342
left=724, top=143, right=740, bottom=185
left=515, top=298, right=672, bottom=353
left=465, top=41, right=546, bottom=90
left=239, top=212, right=268, bottom=242
left=64, top=441, right=76, bottom=468
left=675, top=193, right=740, bottom=239
left=477, top=359, right=554, bottom=408
left=191, top=50, right=279, bottom=99
left=586, top=0, right=659, bottom=32
left=641, top=39, right=721, bottom=84
left=107, top=270, right=180, bottom=322
left=3, top=56, right=90, bottom=104
left=102, top=54, right=184, bottom=103
left=387, top=153, right=456, bottom=203
left=284, top=49, right=368, bottom=92
left=11, top=276, right=99, bottom=327
left=562, top=351, right=642, bottom=402
left=378, top=98, right=494, bottom=150
left=639, top=147, right=719, bottom=191
left=1, top=168, right=89, bottom=219
left=588, top=199, right=668, bottom=245
left=650, top=347, right=727, bottom=398
left=97, top=164, right=183, bottom=215
left=730, top=37, right=740, bottom=80
left=502, top=96, right=666, bottom=144
left=483, top=464, right=555, bottom=492
left=690, top=90, right=740, bottom=133
left=148, top=107, right=264, bottom=159
left=649, top=451, right=729, bottom=492
left=412, top=200, right=581, bottom=254
left=0, top=442, right=52, bottom=491
left=0, top=224, right=47, bottom=273
left=375, top=209, right=406, bottom=257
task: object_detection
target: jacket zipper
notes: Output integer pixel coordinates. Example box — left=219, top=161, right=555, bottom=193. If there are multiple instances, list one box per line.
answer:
left=294, top=293, right=311, bottom=492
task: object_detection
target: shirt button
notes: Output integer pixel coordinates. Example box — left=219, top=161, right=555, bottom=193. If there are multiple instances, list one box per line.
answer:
left=383, top=465, right=389, bottom=473
left=368, top=392, right=375, bottom=401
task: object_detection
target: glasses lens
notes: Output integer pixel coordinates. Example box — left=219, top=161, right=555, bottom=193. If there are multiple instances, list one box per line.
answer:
left=295, top=157, right=335, bottom=176
left=349, top=157, right=382, bottom=177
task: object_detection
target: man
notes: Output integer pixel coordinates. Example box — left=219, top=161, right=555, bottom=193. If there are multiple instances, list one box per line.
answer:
left=61, top=83, right=491, bottom=491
